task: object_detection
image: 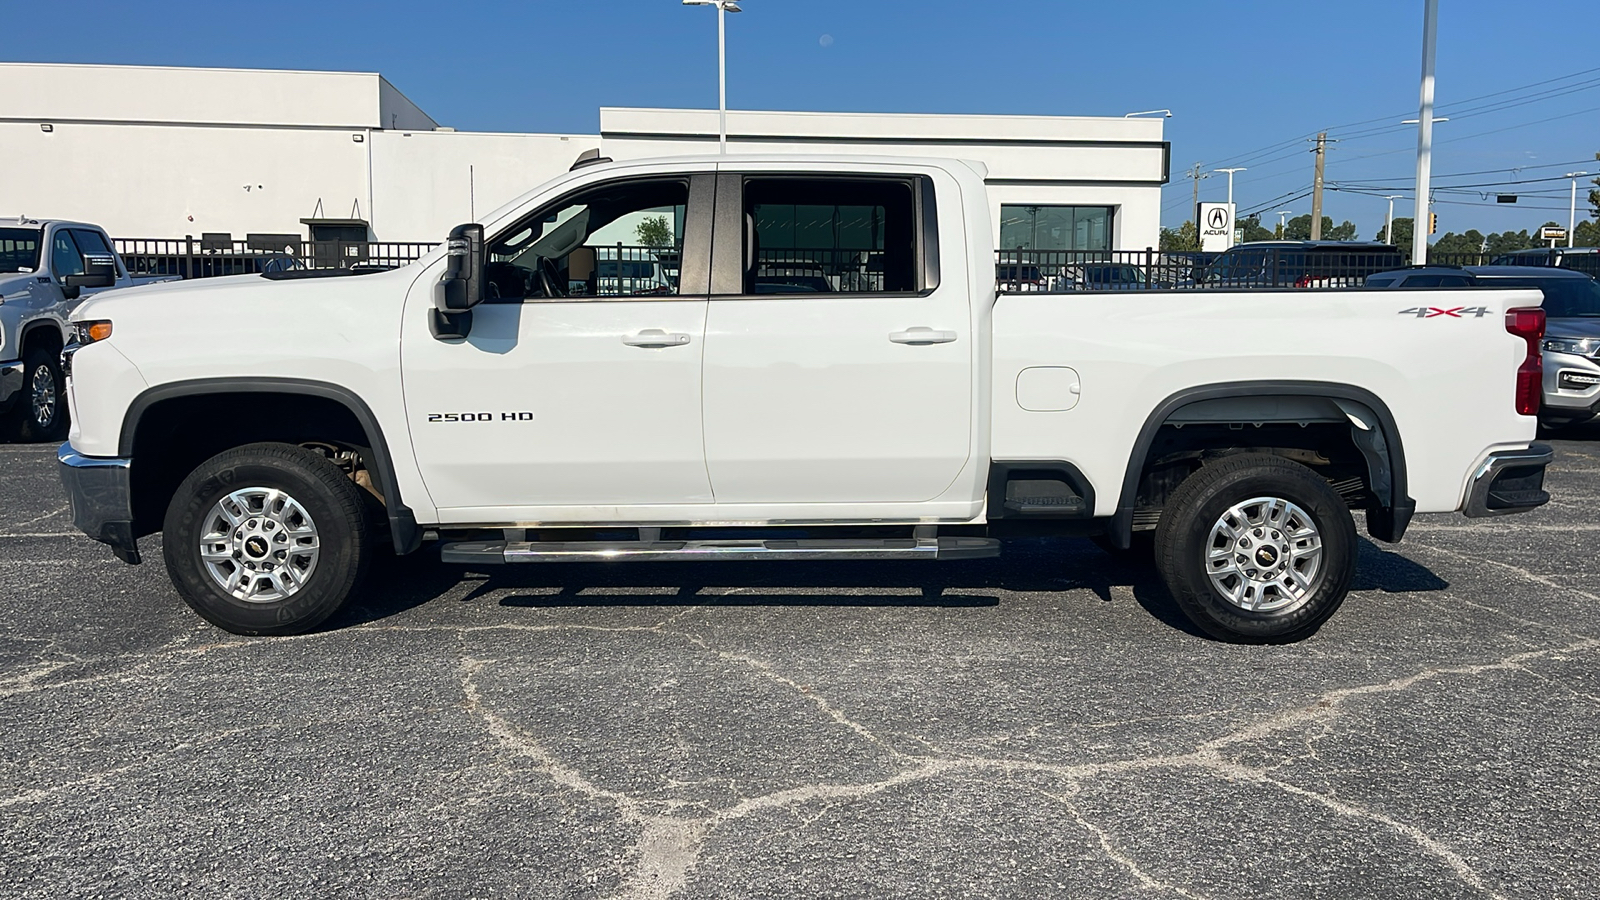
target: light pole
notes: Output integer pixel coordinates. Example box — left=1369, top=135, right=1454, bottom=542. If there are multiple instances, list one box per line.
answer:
left=1384, top=195, right=1404, bottom=245
left=682, top=0, right=743, bottom=153
left=1410, top=0, right=1439, bottom=264
left=1276, top=210, right=1292, bottom=239
left=1567, top=172, right=1590, bottom=248
left=1213, top=167, right=1247, bottom=205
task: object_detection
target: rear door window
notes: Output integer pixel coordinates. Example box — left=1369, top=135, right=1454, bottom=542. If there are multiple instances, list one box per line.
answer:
left=738, top=177, right=920, bottom=295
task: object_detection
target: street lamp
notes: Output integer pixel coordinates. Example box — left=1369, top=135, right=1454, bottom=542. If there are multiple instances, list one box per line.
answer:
left=1213, top=167, right=1247, bottom=205
left=1567, top=172, right=1590, bottom=248
left=682, top=0, right=743, bottom=153
left=1276, top=210, right=1292, bottom=238
left=1410, top=0, right=1439, bottom=264
left=1383, top=195, right=1404, bottom=245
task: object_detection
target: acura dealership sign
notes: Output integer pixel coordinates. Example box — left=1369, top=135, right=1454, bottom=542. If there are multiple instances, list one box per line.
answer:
left=1199, top=202, right=1235, bottom=252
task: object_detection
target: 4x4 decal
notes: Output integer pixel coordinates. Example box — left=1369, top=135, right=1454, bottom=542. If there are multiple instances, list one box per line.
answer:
left=1398, top=306, right=1492, bottom=318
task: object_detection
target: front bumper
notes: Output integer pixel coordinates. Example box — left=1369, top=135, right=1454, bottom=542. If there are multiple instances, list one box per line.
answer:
left=1541, top=350, right=1600, bottom=424
left=0, top=359, right=22, bottom=414
left=57, top=443, right=140, bottom=564
left=1463, top=443, right=1553, bottom=518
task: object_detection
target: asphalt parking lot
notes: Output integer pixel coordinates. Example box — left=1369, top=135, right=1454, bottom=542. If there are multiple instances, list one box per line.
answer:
left=3, top=438, right=1598, bottom=900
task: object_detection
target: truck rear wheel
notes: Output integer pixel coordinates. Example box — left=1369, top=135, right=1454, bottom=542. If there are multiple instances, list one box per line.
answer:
left=1153, top=454, right=1356, bottom=644
left=162, top=443, right=372, bottom=635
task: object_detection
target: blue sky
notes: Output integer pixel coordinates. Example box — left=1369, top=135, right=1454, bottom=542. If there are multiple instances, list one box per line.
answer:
left=8, top=0, right=1598, bottom=238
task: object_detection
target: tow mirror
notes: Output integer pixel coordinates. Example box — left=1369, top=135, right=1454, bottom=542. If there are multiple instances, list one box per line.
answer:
left=433, top=223, right=484, bottom=340
left=64, top=254, right=118, bottom=299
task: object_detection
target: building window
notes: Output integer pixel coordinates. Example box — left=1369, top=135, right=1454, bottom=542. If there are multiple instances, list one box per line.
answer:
left=999, top=205, right=1114, bottom=252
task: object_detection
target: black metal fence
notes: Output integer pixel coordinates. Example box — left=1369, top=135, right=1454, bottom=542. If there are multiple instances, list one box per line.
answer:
left=114, top=237, right=438, bottom=280
left=991, top=248, right=1532, bottom=292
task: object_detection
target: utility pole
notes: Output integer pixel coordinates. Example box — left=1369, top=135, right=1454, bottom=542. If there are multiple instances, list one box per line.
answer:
left=1412, top=0, right=1439, bottom=264
left=1309, top=132, right=1328, bottom=240
left=1190, top=163, right=1206, bottom=234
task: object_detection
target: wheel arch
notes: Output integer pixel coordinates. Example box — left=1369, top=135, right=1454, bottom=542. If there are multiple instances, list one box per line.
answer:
left=1111, top=380, right=1412, bottom=548
left=18, top=317, right=67, bottom=356
left=119, top=377, right=421, bottom=554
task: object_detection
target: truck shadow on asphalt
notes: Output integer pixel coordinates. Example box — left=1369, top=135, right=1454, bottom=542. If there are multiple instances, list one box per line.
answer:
left=336, top=537, right=1448, bottom=641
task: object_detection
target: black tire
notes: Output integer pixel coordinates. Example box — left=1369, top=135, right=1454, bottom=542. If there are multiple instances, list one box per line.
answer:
left=1153, top=454, right=1357, bottom=644
left=10, top=346, right=68, bottom=442
left=162, top=442, right=372, bottom=636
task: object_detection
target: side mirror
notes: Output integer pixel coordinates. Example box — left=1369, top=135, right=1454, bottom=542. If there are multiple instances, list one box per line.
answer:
left=433, top=223, right=483, bottom=341
left=64, top=254, right=118, bottom=297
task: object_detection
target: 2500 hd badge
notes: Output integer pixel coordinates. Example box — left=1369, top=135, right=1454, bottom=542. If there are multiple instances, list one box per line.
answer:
left=426, top=411, right=536, bottom=422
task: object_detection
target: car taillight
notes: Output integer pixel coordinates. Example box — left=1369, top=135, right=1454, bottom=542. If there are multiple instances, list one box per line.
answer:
left=1294, top=274, right=1313, bottom=288
left=1505, top=307, right=1545, bottom=416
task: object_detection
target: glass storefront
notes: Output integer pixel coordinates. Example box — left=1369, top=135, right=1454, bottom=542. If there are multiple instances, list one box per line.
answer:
left=998, top=205, right=1114, bottom=252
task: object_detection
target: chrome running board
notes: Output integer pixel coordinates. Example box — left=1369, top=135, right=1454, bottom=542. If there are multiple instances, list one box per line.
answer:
left=440, top=536, right=1000, bottom=564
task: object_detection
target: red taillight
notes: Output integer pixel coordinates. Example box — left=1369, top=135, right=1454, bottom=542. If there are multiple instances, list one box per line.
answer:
left=1506, top=307, right=1546, bottom=416
left=1294, top=274, right=1313, bottom=288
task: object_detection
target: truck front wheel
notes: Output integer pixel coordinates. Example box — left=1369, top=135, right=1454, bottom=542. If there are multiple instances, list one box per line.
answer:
left=162, top=443, right=372, bottom=635
left=11, top=346, right=68, bottom=442
left=1153, top=454, right=1356, bottom=644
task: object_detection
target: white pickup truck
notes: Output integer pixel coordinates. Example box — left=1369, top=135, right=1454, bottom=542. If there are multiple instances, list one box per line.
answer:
left=1, top=218, right=160, bottom=441
left=58, top=154, right=1553, bottom=642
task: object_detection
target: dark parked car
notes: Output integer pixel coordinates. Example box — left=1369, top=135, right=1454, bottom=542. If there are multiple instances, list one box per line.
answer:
left=1199, top=241, right=1405, bottom=289
left=1365, top=265, right=1600, bottom=428
left=1487, top=247, right=1600, bottom=277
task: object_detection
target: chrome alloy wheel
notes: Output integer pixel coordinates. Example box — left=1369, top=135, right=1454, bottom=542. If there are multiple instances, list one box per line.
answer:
left=1204, top=496, right=1323, bottom=613
left=29, top=363, right=57, bottom=428
left=198, top=487, right=321, bottom=602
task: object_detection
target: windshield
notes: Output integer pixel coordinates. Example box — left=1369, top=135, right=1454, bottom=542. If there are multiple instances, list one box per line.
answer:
left=1492, top=278, right=1600, bottom=318
left=0, top=227, right=42, bottom=274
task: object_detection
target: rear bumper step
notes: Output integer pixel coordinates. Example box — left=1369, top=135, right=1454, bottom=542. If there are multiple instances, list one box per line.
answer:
left=441, top=536, right=1001, bottom=564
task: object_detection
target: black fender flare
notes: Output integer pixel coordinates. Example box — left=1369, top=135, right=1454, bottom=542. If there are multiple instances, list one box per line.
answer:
left=120, top=377, right=422, bottom=554
left=17, top=316, right=68, bottom=356
left=1110, top=380, right=1413, bottom=548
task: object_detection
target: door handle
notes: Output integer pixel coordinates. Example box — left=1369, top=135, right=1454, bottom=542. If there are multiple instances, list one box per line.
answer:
left=889, top=327, right=958, bottom=345
left=622, top=329, right=692, bottom=348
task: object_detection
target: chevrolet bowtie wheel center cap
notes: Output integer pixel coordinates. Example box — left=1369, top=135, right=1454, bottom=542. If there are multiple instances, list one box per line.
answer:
left=1205, top=496, right=1324, bottom=615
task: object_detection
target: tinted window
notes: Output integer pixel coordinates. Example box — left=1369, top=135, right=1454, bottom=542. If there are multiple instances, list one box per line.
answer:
left=998, top=205, right=1114, bottom=252
left=51, top=230, right=84, bottom=280
left=1366, top=275, right=1399, bottom=287
left=742, top=178, right=917, bottom=294
left=0, top=227, right=41, bottom=274
left=1490, top=278, right=1600, bottom=318
left=488, top=178, right=689, bottom=301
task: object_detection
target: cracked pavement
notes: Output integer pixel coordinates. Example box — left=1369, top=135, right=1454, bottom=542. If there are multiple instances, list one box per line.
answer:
left=2, top=437, right=1598, bottom=899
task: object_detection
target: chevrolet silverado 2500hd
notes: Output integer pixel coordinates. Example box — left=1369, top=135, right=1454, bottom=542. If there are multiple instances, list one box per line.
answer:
left=57, top=155, right=1553, bottom=642
left=1, top=218, right=165, bottom=441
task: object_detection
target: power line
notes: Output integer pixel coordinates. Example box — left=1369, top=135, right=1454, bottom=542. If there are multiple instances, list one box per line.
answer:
left=1201, top=65, right=1600, bottom=170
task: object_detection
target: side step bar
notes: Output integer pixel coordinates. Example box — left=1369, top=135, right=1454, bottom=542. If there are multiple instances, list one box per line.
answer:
left=441, top=536, right=1000, bottom=564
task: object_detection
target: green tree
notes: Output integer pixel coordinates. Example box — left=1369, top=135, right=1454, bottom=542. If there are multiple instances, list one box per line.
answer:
left=1431, top=230, right=1487, bottom=256
left=634, top=214, right=674, bottom=248
left=1484, top=229, right=1535, bottom=255
left=1238, top=214, right=1276, bottom=242
left=1159, top=220, right=1199, bottom=252
left=1588, top=153, right=1599, bottom=221
left=1376, top=217, right=1413, bottom=248
left=1284, top=214, right=1357, bottom=241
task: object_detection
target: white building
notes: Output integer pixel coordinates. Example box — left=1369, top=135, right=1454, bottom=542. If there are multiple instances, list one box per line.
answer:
left=0, top=62, right=1168, bottom=253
